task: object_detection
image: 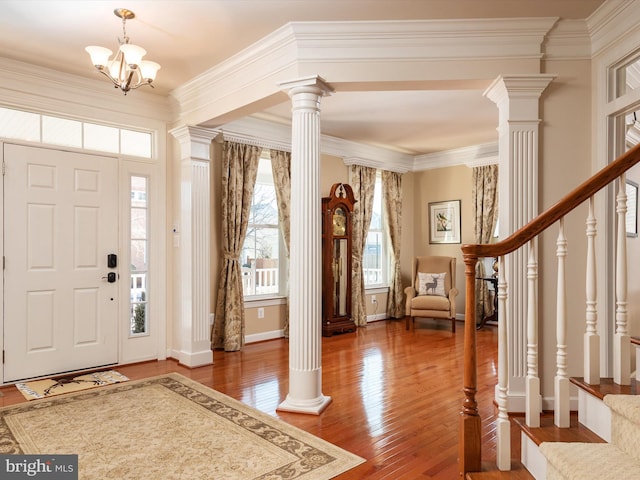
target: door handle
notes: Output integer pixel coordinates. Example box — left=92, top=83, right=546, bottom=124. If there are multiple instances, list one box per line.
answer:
left=102, top=272, right=117, bottom=283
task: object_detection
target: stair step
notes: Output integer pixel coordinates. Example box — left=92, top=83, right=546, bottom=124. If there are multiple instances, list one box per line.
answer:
left=514, top=414, right=605, bottom=446
left=540, top=442, right=638, bottom=479
left=570, top=377, right=639, bottom=401
left=466, top=467, right=533, bottom=479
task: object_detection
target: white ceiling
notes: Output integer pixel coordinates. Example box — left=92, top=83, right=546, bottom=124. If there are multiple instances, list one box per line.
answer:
left=0, top=0, right=605, bottom=156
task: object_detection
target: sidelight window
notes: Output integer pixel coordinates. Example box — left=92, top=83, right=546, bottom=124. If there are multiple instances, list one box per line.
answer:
left=130, top=175, right=149, bottom=335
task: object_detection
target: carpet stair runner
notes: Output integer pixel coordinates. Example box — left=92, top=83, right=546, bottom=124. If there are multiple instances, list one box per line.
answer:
left=518, top=372, right=640, bottom=479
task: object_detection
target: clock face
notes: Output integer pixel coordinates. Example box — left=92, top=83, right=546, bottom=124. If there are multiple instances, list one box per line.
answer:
left=332, top=207, right=346, bottom=236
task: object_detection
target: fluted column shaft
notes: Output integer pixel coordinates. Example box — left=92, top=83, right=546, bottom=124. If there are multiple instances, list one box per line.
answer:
left=169, top=125, right=217, bottom=367
left=278, top=76, right=334, bottom=415
left=484, top=74, right=555, bottom=412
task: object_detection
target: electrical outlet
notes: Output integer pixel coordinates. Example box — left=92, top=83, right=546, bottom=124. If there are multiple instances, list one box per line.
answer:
left=371, top=295, right=377, bottom=304
left=257, top=307, right=264, bottom=319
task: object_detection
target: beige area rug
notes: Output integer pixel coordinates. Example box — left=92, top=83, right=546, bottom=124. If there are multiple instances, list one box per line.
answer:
left=1, top=373, right=365, bottom=479
left=15, top=370, right=129, bottom=400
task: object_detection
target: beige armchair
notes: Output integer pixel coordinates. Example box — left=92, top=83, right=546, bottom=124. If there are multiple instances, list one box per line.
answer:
left=404, top=256, right=458, bottom=332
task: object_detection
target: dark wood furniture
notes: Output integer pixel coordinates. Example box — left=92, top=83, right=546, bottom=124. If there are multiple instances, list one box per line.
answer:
left=321, top=183, right=356, bottom=336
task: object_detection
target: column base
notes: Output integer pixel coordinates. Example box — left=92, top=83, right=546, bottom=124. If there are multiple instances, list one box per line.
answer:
left=277, top=394, right=332, bottom=415
left=178, top=348, right=213, bottom=368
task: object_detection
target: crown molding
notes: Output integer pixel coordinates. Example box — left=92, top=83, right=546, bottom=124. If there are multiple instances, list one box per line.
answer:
left=413, top=142, right=498, bottom=171
left=544, top=19, right=592, bottom=60
left=289, top=17, right=558, bottom=61
left=0, top=57, right=171, bottom=125
left=587, top=0, right=640, bottom=57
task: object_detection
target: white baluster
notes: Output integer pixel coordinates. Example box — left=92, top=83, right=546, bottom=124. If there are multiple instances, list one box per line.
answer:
left=584, top=196, right=600, bottom=384
left=526, top=238, right=541, bottom=427
left=555, top=219, right=570, bottom=427
left=496, top=255, right=510, bottom=470
left=615, top=175, right=631, bottom=385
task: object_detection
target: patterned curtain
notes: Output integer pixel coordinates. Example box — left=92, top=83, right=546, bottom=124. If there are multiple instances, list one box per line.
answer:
left=382, top=170, right=404, bottom=319
left=472, top=165, right=499, bottom=319
left=270, top=149, right=291, bottom=337
left=350, top=165, right=377, bottom=327
left=212, top=141, right=262, bottom=351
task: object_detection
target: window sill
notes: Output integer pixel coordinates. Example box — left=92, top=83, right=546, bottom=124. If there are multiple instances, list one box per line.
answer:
left=243, top=296, right=287, bottom=308
left=365, top=286, right=389, bottom=295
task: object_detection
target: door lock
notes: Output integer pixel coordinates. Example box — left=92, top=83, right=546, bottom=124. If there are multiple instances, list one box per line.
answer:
left=102, top=272, right=117, bottom=283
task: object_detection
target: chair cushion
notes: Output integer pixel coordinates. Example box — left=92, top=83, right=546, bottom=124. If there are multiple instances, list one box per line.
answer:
left=410, top=294, right=451, bottom=311
left=417, top=272, right=447, bottom=296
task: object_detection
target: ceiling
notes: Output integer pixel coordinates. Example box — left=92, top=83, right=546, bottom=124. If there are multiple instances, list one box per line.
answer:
left=0, top=0, right=605, bottom=156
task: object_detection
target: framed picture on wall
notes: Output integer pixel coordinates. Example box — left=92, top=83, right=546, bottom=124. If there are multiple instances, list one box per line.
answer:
left=626, top=179, right=638, bottom=237
left=429, top=199, right=461, bottom=244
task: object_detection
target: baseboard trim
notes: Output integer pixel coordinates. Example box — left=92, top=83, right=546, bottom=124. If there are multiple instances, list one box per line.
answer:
left=246, top=329, right=284, bottom=344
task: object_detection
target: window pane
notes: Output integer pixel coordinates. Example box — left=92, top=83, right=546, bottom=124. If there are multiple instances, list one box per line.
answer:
left=130, top=300, right=148, bottom=334
left=242, top=227, right=279, bottom=296
left=131, top=176, right=148, bottom=206
left=131, top=208, right=147, bottom=239
left=250, top=183, right=279, bottom=225
left=0, top=107, right=40, bottom=141
left=131, top=240, right=147, bottom=272
left=121, top=129, right=152, bottom=158
left=84, top=123, right=119, bottom=153
left=130, top=274, right=147, bottom=301
left=364, top=231, right=383, bottom=285
left=370, top=178, right=383, bottom=230
left=42, top=115, right=82, bottom=148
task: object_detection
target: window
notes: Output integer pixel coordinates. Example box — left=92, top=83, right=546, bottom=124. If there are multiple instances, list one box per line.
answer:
left=130, top=176, right=149, bottom=335
left=363, top=171, right=387, bottom=287
left=0, top=106, right=152, bottom=158
left=241, top=154, right=285, bottom=298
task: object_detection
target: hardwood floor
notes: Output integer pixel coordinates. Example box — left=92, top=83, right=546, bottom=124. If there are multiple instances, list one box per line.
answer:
left=0, top=318, right=531, bottom=479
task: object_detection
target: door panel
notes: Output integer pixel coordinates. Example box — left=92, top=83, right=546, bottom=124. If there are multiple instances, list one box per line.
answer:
left=4, top=143, right=118, bottom=382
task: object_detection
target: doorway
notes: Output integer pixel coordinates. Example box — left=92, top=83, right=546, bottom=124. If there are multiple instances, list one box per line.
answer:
left=3, top=143, right=119, bottom=381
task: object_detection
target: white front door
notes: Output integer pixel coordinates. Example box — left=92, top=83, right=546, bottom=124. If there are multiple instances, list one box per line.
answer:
left=3, top=143, right=119, bottom=382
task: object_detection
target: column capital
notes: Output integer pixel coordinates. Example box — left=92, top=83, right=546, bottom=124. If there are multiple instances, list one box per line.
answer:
left=278, top=75, right=334, bottom=98
left=484, top=74, right=557, bottom=106
left=169, top=125, right=219, bottom=162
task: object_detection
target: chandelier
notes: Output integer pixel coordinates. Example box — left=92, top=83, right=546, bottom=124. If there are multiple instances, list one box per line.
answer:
left=85, top=8, right=160, bottom=95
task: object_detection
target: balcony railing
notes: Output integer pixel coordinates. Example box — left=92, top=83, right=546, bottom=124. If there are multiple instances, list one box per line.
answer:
left=242, top=265, right=278, bottom=295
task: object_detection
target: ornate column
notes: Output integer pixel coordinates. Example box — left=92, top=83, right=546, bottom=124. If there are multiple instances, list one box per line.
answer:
left=277, top=76, right=334, bottom=415
left=169, top=125, right=217, bottom=367
left=484, top=74, right=555, bottom=411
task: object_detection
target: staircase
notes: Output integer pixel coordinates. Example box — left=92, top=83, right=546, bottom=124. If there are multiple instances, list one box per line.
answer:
left=458, top=143, right=640, bottom=478
left=519, top=378, right=640, bottom=479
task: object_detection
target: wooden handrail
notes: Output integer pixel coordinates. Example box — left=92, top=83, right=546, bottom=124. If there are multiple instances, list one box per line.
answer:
left=458, top=140, right=640, bottom=476
left=461, top=141, right=640, bottom=259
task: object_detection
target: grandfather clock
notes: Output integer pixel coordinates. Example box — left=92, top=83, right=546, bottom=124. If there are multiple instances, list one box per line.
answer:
left=322, top=183, right=356, bottom=336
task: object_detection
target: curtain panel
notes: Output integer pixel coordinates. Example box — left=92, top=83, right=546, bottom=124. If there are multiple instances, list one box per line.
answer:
left=350, top=165, right=377, bottom=327
left=472, top=165, right=499, bottom=320
left=382, top=170, right=404, bottom=319
left=212, top=141, right=262, bottom=351
left=270, top=149, right=291, bottom=337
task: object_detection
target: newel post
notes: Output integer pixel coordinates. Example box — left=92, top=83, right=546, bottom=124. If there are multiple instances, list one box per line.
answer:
left=459, top=252, right=481, bottom=476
